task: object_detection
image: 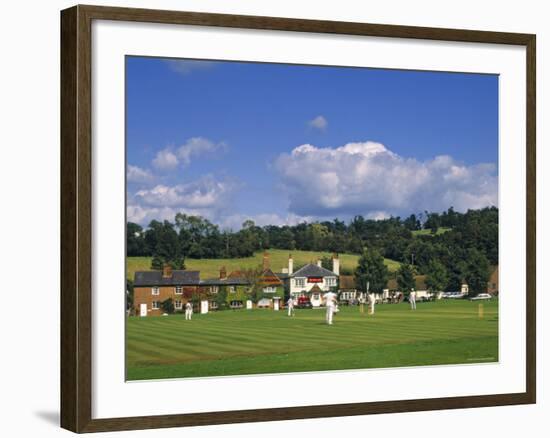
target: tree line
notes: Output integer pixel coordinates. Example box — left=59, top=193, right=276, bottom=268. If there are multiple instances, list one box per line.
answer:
left=127, top=207, right=498, bottom=293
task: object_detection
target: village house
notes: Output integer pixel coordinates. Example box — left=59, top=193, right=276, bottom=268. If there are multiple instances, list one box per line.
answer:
left=133, top=265, right=200, bottom=316
left=289, top=254, right=339, bottom=307
left=200, top=266, right=251, bottom=310
left=133, top=251, right=287, bottom=316
left=338, top=275, right=358, bottom=302
left=487, top=265, right=499, bottom=294
left=383, top=275, right=431, bottom=302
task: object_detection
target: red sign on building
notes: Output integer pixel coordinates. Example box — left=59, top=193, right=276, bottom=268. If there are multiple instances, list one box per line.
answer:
left=307, top=277, right=323, bottom=283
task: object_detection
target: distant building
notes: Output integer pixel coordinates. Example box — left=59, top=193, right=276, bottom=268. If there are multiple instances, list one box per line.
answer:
left=383, top=275, right=431, bottom=301
left=201, top=266, right=251, bottom=310
left=289, top=254, right=339, bottom=307
left=338, top=275, right=358, bottom=302
left=133, top=265, right=200, bottom=316
left=487, top=265, right=499, bottom=294
left=133, top=251, right=287, bottom=316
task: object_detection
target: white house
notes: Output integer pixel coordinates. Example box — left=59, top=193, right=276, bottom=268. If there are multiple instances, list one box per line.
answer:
left=289, top=254, right=339, bottom=307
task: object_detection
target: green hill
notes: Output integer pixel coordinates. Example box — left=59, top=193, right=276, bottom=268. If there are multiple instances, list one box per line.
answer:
left=127, top=249, right=400, bottom=281
left=412, top=227, right=452, bottom=236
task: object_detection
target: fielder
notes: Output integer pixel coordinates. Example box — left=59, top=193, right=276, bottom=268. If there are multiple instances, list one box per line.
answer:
left=287, top=297, right=295, bottom=316
left=369, top=293, right=375, bottom=315
left=323, top=290, right=338, bottom=325
left=184, top=301, right=193, bottom=320
left=409, top=289, right=417, bottom=310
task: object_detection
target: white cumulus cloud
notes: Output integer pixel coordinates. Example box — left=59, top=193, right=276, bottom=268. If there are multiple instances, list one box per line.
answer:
left=274, top=141, right=497, bottom=218
left=177, top=137, right=227, bottom=166
left=308, top=115, right=328, bottom=131
left=127, top=165, right=153, bottom=183
left=152, top=149, right=179, bottom=170
left=134, top=175, right=237, bottom=209
left=151, top=137, right=227, bottom=170
left=127, top=175, right=241, bottom=226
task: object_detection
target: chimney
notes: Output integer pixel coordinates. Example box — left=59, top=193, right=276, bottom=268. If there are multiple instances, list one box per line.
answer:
left=219, top=266, right=227, bottom=280
left=162, top=264, right=173, bottom=278
left=288, top=254, right=294, bottom=275
left=332, top=253, right=340, bottom=276
left=317, top=258, right=322, bottom=267
left=263, top=251, right=270, bottom=270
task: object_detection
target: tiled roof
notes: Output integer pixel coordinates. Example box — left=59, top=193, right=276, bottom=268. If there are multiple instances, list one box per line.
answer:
left=134, top=270, right=200, bottom=287
left=200, top=277, right=250, bottom=286
left=291, top=263, right=336, bottom=278
left=259, top=268, right=283, bottom=285
left=339, top=275, right=356, bottom=290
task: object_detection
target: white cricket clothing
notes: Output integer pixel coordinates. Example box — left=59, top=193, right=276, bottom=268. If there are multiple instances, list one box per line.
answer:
left=185, top=302, right=193, bottom=320
left=323, top=292, right=337, bottom=307
left=324, top=292, right=337, bottom=324
left=287, top=298, right=294, bottom=316
left=410, top=292, right=417, bottom=310
left=326, top=306, right=334, bottom=325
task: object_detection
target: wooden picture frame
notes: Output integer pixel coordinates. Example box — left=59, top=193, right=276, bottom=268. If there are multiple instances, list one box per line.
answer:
left=60, top=4, right=536, bottom=433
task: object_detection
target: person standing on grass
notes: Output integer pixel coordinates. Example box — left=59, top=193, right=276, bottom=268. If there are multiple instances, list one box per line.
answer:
left=287, top=296, right=295, bottom=317
left=185, top=301, right=193, bottom=320
left=409, top=289, right=417, bottom=310
left=323, top=290, right=338, bottom=325
left=369, top=293, right=376, bottom=315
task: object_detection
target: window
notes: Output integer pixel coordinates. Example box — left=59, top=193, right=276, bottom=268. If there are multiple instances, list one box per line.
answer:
left=175, top=286, right=183, bottom=294
left=174, top=300, right=182, bottom=310
left=152, top=301, right=160, bottom=310
left=210, top=286, right=219, bottom=294
left=327, top=277, right=337, bottom=287
left=229, top=286, right=236, bottom=294
left=152, top=287, right=160, bottom=295
left=263, top=286, right=276, bottom=293
left=295, top=278, right=305, bottom=288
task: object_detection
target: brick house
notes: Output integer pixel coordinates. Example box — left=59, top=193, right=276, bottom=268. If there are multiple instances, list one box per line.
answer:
left=487, top=265, right=499, bottom=295
left=133, top=265, right=200, bottom=316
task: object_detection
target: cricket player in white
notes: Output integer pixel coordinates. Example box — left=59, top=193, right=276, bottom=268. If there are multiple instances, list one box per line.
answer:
left=184, top=302, right=193, bottom=320
left=409, top=290, right=417, bottom=310
left=323, top=291, right=338, bottom=325
left=369, top=293, right=375, bottom=315
left=287, top=297, right=295, bottom=316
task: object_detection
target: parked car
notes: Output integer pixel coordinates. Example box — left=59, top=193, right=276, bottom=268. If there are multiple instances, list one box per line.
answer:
left=470, top=293, right=492, bottom=301
left=442, top=291, right=466, bottom=299
left=296, top=296, right=312, bottom=309
left=450, top=291, right=467, bottom=299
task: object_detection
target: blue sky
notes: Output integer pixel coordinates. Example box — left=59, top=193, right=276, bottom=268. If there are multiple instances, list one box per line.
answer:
left=126, top=56, right=498, bottom=229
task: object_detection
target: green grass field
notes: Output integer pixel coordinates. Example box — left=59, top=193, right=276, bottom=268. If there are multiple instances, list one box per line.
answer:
left=127, top=249, right=401, bottom=281
left=412, top=227, right=452, bottom=236
left=126, top=299, right=498, bottom=381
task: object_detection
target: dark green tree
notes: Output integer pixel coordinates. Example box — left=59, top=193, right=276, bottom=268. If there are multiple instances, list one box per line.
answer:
left=214, top=286, right=228, bottom=310
left=149, top=220, right=185, bottom=270
left=354, top=247, right=389, bottom=293
left=462, top=248, right=490, bottom=295
left=127, top=222, right=146, bottom=256
left=126, top=279, right=134, bottom=313
left=161, top=297, right=174, bottom=314
left=396, top=263, right=416, bottom=294
left=425, top=259, right=448, bottom=295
